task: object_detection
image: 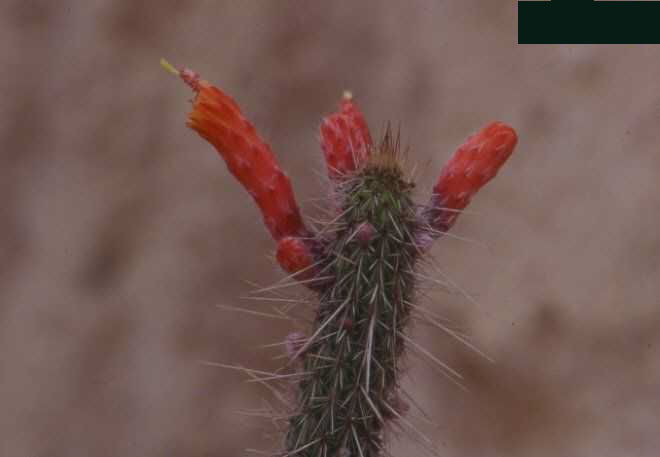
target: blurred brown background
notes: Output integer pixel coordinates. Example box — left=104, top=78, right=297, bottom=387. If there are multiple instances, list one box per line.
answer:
left=2, top=1, right=660, bottom=456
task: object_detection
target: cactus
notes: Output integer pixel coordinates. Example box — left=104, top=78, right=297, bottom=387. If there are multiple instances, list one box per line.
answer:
left=163, top=59, right=518, bottom=457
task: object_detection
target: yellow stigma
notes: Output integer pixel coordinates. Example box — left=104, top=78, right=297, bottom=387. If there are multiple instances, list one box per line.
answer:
left=160, top=58, right=180, bottom=76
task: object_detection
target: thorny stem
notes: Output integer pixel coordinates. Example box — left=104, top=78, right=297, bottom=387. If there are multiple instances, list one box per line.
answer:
left=164, top=59, right=518, bottom=457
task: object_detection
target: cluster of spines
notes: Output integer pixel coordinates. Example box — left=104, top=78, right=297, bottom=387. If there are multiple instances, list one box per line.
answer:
left=164, top=59, right=518, bottom=457
left=285, top=136, right=418, bottom=457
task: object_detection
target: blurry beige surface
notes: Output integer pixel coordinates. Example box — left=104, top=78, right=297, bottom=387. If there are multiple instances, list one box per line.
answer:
left=2, top=1, right=660, bottom=456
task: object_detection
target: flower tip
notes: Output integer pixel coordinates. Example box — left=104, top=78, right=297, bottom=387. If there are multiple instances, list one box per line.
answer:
left=342, top=90, right=353, bottom=101
left=161, top=58, right=202, bottom=91
left=485, top=121, right=518, bottom=151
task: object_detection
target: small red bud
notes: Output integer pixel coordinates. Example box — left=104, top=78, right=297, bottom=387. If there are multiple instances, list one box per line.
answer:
left=320, top=92, right=373, bottom=179
left=424, top=122, right=517, bottom=235
left=354, top=221, right=376, bottom=246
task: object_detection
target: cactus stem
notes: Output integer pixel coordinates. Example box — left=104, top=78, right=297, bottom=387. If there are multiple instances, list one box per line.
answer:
left=166, top=64, right=518, bottom=457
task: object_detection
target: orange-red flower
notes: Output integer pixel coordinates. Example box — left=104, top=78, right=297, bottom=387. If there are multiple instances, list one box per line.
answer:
left=175, top=65, right=307, bottom=242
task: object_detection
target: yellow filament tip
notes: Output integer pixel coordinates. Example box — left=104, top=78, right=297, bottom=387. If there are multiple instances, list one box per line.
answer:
left=160, top=58, right=180, bottom=76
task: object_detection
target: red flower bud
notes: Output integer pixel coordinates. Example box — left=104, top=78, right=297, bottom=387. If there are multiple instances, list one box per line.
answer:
left=320, top=92, right=373, bottom=179
left=424, top=122, right=517, bottom=235
left=354, top=221, right=376, bottom=246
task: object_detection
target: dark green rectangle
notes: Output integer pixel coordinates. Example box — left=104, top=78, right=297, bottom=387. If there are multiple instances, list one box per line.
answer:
left=519, top=1, right=660, bottom=44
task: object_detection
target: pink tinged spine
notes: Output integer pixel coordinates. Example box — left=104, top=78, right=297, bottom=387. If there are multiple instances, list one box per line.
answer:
left=284, top=331, right=307, bottom=361
left=424, top=121, right=518, bottom=236
left=320, top=93, right=373, bottom=179
left=180, top=68, right=307, bottom=242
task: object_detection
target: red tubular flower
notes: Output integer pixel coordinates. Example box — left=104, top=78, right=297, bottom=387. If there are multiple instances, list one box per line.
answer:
left=175, top=65, right=307, bottom=241
left=320, top=92, right=373, bottom=179
left=424, top=121, right=518, bottom=236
